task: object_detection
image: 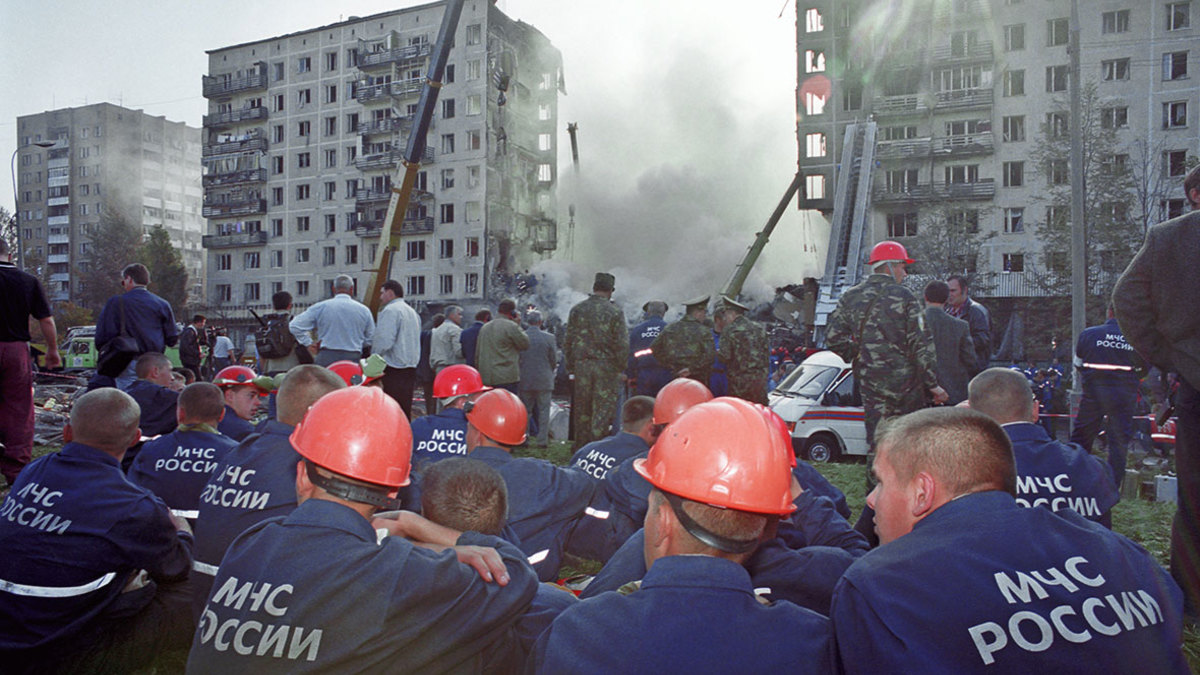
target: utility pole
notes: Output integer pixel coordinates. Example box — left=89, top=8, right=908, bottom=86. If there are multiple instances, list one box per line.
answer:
left=1068, top=0, right=1087, bottom=413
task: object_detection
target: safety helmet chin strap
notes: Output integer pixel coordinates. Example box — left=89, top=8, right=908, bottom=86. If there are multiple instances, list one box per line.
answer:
left=661, top=491, right=774, bottom=555
left=305, top=460, right=400, bottom=510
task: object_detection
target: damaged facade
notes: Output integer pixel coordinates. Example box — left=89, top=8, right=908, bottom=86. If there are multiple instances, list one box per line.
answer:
left=201, top=1, right=562, bottom=321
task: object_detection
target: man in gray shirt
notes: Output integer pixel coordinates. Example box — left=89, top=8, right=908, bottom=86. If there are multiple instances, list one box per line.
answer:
left=519, top=310, right=558, bottom=447
left=430, top=305, right=465, bottom=374
left=288, top=274, right=374, bottom=366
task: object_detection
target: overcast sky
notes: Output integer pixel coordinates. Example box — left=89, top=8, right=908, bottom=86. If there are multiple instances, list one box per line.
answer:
left=0, top=0, right=825, bottom=298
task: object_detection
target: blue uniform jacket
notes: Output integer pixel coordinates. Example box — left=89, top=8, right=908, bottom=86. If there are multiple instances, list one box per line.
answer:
left=580, top=490, right=866, bottom=605
left=95, top=287, right=178, bottom=353
left=468, top=446, right=597, bottom=581
left=0, top=443, right=192, bottom=650
left=515, top=584, right=578, bottom=657
left=123, top=379, right=180, bottom=437
left=529, top=555, right=834, bottom=674
left=127, top=426, right=239, bottom=520
left=461, top=321, right=484, bottom=367
left=187, top=499, right=538, bottom=673
left=1005, top=422, right=1120, bottom=524
left=410, top=407, right=469, bottom=467
left=217, top=405, right=256, bottom=442
left=627, top=317, right=671, bottom=395
left=1075, top=318, right=1143, bottom=389
left=565, top=449, right=651, bottom=563
left=830, top=491, right=1187, bottom=674
left=192, top=420, right=300, bottom=615
left=568, top=432, right=648, bottom=482
left=793, top=459, right=852, bottom=520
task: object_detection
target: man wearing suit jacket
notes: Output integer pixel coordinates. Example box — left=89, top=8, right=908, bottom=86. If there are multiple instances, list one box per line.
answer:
left=923, top=280, right=977, bottom=405
left=1113, top=164, right=1200, bottom=622
left=518, top=310, right=557, bottom=447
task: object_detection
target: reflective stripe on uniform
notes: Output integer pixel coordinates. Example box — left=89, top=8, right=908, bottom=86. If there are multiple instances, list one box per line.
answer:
left=0, top=571, right=117, bottom=598
left=527, top=549, right=550, bottom=565
left=171, top=509, right=200, bottom=519
left=584, top=507, right=610, bottom=519
left=192, top=560, right=219, bottom=576
left=1080, top=362, right=1134, bottom=372
left=633, top=349, right=653, bottom=358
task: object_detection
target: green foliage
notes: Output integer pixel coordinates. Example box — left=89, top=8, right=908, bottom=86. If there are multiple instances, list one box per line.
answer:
left=78, top=211, right=143, bottom=312
left=0, top=206, right=15, bottom=259
left=138, top=225, right=190, bottom=316
left=53, top=302, right=95, bottom=334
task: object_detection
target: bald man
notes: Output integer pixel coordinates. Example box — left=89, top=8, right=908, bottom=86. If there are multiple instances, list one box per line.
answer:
left=0, top=389, right=195, bottom=673
left=968, top=368, right=1119, bottom=526
left=831, top=407, right=1187, bottom=673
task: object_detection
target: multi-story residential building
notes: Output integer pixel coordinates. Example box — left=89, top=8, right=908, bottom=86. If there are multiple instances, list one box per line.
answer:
left=201, top=1, right=561, bottom=321
left=14, top=103, right=204, bottom=304
left=797, top=0, right=1199, bottom=304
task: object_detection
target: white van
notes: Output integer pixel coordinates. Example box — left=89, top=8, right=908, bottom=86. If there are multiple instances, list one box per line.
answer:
left=768, top=350, right=868, bottom=462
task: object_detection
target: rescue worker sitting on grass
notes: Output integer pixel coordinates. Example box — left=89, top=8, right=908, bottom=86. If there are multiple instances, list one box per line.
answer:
left=411, top=364, right=491, bottom=467
left=829, top=407, right=1188, bottom=673
left=188, top=386, right=539, bottom=672
left=567, top=395, right=659, bottom=483
left=128, top=382, right=239, bottom=525
left=212, top=365, right=273, bottom=442
left=0, top=388, right=195, bottom=674
left=124, top=351, right=181, bottom=438
left=466, top=389, right=597, bottom=582
left=529, top=397, right=834, bottom=673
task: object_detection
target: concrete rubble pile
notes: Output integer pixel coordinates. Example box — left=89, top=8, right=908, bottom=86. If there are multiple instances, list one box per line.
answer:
left=31, top=375, right=87, bottom=448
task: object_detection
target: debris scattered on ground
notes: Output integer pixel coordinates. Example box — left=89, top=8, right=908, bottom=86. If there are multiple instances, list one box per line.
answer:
left=32, top=374, right=87, bottom=447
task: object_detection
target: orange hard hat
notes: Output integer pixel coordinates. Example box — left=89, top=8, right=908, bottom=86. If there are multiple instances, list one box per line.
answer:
left=213, top=365, right=261, bottom=388
left=635, top=397, right=797, bottom=515
left=328, top=360, right=365, bottom=387
left=465, top=389, right=528, bottom=446
left=433, top=364, right=490, bottom=399
left=756, top=403, right=798, bottom=467
left=867, top=240, right=915, bottom=265
left=290, top=386, right=412, bottom=489
left=653, top=378, right=714, bottom=425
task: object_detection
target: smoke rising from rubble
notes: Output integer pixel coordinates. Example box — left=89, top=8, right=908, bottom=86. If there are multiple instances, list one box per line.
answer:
left=501, top=0, right=826, bottom=320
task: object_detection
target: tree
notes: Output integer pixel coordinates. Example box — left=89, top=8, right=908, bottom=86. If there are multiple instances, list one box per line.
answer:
left=0, top=207, right=15, bottom=259
left=903, top=203, right=995, bottom=282
left=78, top=212, right=143, bottom=312
left=138, top=225, right=189, bottom=316
left=1030, top=82, right=1145, bottom=298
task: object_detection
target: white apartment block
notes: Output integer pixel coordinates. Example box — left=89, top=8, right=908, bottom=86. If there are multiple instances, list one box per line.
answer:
left=14, top=103, right=205, bottom=304
left=201, top=1, right=561, bottom=319
left=797, top=0, right=1199, bottom=298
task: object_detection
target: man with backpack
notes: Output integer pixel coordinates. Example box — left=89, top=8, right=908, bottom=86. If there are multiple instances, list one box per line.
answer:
left=258, top=291, right=310, bottom=376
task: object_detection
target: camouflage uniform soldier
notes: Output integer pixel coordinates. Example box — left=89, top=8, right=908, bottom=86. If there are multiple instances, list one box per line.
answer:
left=651, top=295, right=716, bottom=386
left=566, top=272, right=630, bottom=450
left=715, top=296, right=770, bottom=404
left=826, top=241, right=947, bottom=457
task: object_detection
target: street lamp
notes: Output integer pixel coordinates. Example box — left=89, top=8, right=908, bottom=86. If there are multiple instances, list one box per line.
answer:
left=10, top=140, right=57, bottom=268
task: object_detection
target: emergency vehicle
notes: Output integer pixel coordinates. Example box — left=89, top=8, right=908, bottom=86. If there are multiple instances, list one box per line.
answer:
left=768, top=350, right=867, bottom=462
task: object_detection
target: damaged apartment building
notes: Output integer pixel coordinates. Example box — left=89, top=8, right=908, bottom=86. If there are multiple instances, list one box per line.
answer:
left=201, top=1, right=563, bottom=320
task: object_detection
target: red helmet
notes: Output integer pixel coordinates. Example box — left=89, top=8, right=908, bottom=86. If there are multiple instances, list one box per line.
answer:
left=328, top=360, right=365, bottom=387
left=465, top=389, right=528, bottom=446
left=433, top=364, right=490, bottom=399
left=290, top=386, right=412, bottom=488
left=653, top=378, right=714, bottom=425
left=635, top=397, right=796, bottom=515
left=867, top=240, right=915, bottom=265
left=213, top=365, right=264, bottom=390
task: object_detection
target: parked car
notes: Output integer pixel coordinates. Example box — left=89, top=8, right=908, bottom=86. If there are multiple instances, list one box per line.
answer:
left=58, top=325, right=184, bottom=373
left=768, top=350, right=867, bottom=462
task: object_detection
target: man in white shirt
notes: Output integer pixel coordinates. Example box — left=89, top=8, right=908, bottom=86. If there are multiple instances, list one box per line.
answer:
left=430, top=305, right=465, bottom=374
left=374, top=279, right=422, bottom=417
left=288, top=274, right=374, bottom=367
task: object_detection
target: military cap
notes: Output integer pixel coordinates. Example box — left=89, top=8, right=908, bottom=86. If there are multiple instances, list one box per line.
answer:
left=594, top=272, right=616, bottom=292
left=684, top=295, right=711, bottom=310
left=719, top=295, right=751, bottom=312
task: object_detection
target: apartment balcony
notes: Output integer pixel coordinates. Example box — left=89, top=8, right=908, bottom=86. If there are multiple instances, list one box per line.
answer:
left=49, top=273, right=71, bottom=283
left=356, top=116, right=415, bottom=136
left=531, top=219, right=558, bottom=253
left=934, top=132, right=994, bottom=156
left=872, top=94, right=929, bottom=117
left=355, top=147, right=434, bottom=170
left=203, top=134, right=267, bottom=157
left=47, top=196, right=70, bottom=207
left=356, top=42, right=432, bottom=69
left=201, top=231, right=268, bottom=249
left=203, top=168, right=267, bottom=188
left=48, top=234, right=69, bottom=245
left=203, top=107, right=268, bottom=129
left=47, top=254, right=70, bottom=264
left=931, top=41, right=994, bottom=63
left=354, top=216, right=435, bottom=238
left=48, top=215, right=70, bottom=227
left=875, top=137, right=932, bottom=160
left=355, top=188, right=393, bottom=206
left=354, top=78, right=424, bottom=104
left=201, top=199, right=267, bottom=218
left=873, top=178, right=995, bottom=203
left=935, top=88, right=993, bottom=111
left=47, top=157, right=69, bottom=170
left=203, top=64, right=268, bottom=98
